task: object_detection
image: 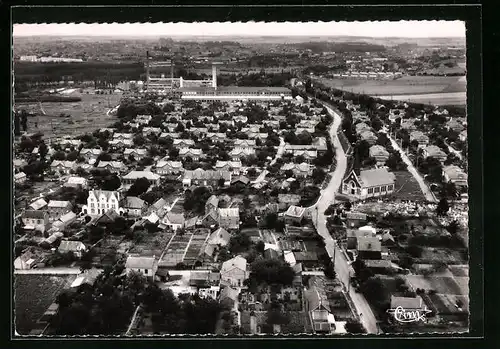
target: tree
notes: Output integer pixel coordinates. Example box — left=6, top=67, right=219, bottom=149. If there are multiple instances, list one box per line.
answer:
left=133, top=134, right=146, bottom=147
left=53, top=151, right=66, bottom=161
left=323, top=261, right=336, bottom=279
left=14, top=112, right=21, bottom=136
left=248, top=259, right=295, bottom=286
left=228, top=233, right=252, bottom=254
left=102, top=174, right=121, bottom=191
left=127, top=177, right=151, bottom=197
left=256, top=241, right=265, bottom=254
left=436, top=197, right=450, bottom=216
left=312, top=167, right=327, bottom=185
left=345, top=319, right=366, bottom=333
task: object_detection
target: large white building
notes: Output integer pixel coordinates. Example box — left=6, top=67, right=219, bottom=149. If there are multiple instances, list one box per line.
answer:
left=82, top=190, right=124, bottom=216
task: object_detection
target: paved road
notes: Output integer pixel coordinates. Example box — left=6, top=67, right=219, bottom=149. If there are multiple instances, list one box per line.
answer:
left=312, top=103, right=380, bottom=334
left=381, top=129, right=437, bottom=203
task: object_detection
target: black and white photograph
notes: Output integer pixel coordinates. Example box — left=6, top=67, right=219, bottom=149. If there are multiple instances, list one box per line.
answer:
left=12, top=19, right=470, bottom=337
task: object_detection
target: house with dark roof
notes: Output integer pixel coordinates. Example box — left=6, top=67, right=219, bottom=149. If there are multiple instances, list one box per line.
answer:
left=122, top=196, right=147, bottom=217
left=182, top=169, right=231, bottom=188
left=346, top=229, right=375, bottom=249
left=124, top=148, right=148, bottom=161
left=345, top=211, right=367, bottom=228
left=96, top=161, right=126, bottom=172
left=341, top=168, right=396, bottom=200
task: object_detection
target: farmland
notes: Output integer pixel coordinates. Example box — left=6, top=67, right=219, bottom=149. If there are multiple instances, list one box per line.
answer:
left=317, top=75, right=466, bottom=106
left=16, top=90, right=122, bottom=140
left=14, top=274, right=77, bottom=334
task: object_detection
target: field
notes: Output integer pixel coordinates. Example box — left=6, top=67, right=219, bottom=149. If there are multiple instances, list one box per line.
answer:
left=17, top=90, right=122, bottom=140
left=406, top=274, right=466, bottom=295
left=159, top=233, right=192, bottom=267
left=391, top=171, right=426, bottom=201
left=318, top=75, right=466, bottom=106
left=183, top=229, right=210, bottom=264
left=14, top=274, right=77, bottom=334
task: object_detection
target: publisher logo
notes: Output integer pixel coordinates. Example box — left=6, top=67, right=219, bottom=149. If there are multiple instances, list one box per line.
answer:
left=386, top=306, right=432, bottom=323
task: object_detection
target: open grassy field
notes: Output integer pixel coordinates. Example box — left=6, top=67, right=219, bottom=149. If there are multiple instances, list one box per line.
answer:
left=392, top=171, right=427, bottom=201
left=17, top=91, right=122, bottom=140
left=318, top=75, right=466, bottom=106
left=14, top=274, right=77, bottom=334
left=319, top=76, right=466, bottom=95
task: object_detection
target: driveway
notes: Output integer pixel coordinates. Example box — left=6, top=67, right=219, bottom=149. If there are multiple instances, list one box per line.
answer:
left=311, top=102, right=380, bottom=334
left=380, top=129, right=437, bottom=202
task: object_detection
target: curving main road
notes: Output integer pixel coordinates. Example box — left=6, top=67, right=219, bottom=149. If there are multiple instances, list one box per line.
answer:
left=311, top=103, right=380, bottom=334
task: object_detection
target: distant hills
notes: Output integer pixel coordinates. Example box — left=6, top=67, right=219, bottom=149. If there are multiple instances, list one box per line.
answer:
left=14, top=35, right=465, bottom=47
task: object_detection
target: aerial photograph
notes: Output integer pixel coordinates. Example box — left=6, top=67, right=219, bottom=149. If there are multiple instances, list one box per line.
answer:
left=12, top=21, right=469, bottom=336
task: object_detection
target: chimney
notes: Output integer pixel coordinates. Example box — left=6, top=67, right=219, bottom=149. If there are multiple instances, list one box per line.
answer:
left=212, top=63, right=217, bottom=89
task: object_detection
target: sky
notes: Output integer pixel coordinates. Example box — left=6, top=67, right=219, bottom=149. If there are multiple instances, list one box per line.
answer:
left=13, top=21, right=466, bottom=38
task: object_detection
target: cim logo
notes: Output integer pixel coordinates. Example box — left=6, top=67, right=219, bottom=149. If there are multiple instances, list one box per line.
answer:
left=386, top=306, right=432, bottom=323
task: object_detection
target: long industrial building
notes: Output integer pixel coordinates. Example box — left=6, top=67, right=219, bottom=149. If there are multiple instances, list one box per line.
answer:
left=145, top=57, right=292, bottom=101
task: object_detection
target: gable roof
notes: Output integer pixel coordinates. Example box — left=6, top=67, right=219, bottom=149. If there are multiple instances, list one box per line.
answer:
left=123, top=196, right=146, bottom=209
left=22, top=210, right=47, bottom=219
left=29, top=198, right=48, bottom=210
left=218, top=208, right=239, bottom=218
left=221, top=255, right=247, bottom=273
left=285, top=205, right=306, bottom=218
left=58, top=240, right=86, bottom=252
left=359, top=168, right=396, bottom=188
left=89, top=190, right=120, bottom=201
left=356, top=237, right=382, bottom=252
left=125, top=256, right=157, bottom=269
left=206, top=195, right=219, bottom=209
left=208, top=227, right=230, bottom=245
left=48, top=200, right=71, bottom=208
left=123, top=171, right=160, bottom=181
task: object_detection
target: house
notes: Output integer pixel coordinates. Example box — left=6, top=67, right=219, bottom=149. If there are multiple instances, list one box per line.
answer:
left=29, top=198, right=48, bottom=211
left=155, top=160, right=184, bottom=175
left=220, top=286, right=239, bottom=309
left=47, top=200, right=73, bottom=222
left=51, top=211, right=77, bottom=231
left=280, top=162, right=312, bottom=177
left=159, top=132, right=180, bottom=139
left=91, top=209, right=120, bottom=226
left=423, top=145, right=448, bottom=163
left=293, top=251, right=319, bottom=269
left=122, top=196, right=147, bottom=217
left=135, top=114, right=152, bottom=125
left=442, top=165, right=468, bottom=188
left=124, top=148, right=148, bottom=161
left=459, top=130, right=467, bottom=142
left=231, top=176, right=250, bottom=187
left=182, top=169, right=231, bottom=188
left=205, top=195, right=220, bottom=213
left=446, top=118, right=465, bottom=133
left=390, top=295, right=425, bottom=311
left=200, top=227, right=231, bottom=259
left=359, top=130, right=377, bottom=145
left=401, top=119, right=417, bottom=131
left=173, top=139, right=195, bottom=148
left=179, top=148, right=205, bottom=161
left=50, top=160, right=76, bottom=174
left=14, top=158, right=28, bottom=169
left=142, top=127, right=162, bottom=136
left=79, top=148, right=102, bottom=162
left=304, top=277, right=335, bottom=334
left=364, top=259, right=393, bottom=273
left=356, top=236, right=382, bottom=260
left=122, top=171, right=161, bottom=186
left=201, top=210, right=219, bottom=229
left=289, top=150, right=316, bottom=162
left=284, top=205, right=306, bottom=224
left=215, top=160, right=243, bottom=175
left=15, top=172, right=27, bottom=184
left=14, top=248, right=45, bottom=270
left=233, top=115, right=249, bottom=124
left=341, top=168, right=396, bottom=200
left=190, top=127, right=208, bottom=137
left=312, top=137, right=328, bottom=154
left=163, top=212, right=185, bottom=231
left=113, top=133, right=134, bottom=141
left=58, top=241, right=87, bottom=258
left=278, top=194, right=301, bottom=210
left=218, top=208, right=240, bottom=230
left=234, top=139, right=256, bottom=148
left=82, top=190, right=124, bottom=216
left=96, top=161, right=126, bottom=172
left=355, top=122, right=371, bottom=134
left=125, top=256, right=158, bottom=279
left=381, top=232, right=396, bottom=246
left=409, top=131, right=430, bottom=148
left=220, top=255, right=248, bottom=287
left=109, top=139, right=133, bottom=148
left=346, top=229, right=375, bottom=249
left=369, top=145, right=390, bottom=165
left=21, top=210, right=49, bottom=233
left=64, top=176, right=88, bottom=189
left=345, top=211, right=368, bottom=228
left=229, top=147, right=255, bottom=161
left=206, top=133, right=226, bottom=143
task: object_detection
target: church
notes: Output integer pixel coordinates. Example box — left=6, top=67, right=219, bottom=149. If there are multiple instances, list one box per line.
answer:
left=341, top=168, right=396, bottom=200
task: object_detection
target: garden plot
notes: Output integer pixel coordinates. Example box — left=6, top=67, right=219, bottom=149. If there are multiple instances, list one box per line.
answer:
left=183, top=229, right=210, bottom=264
left=448, top=265, right=469, bottom=277
left=129, top=231, right=174, bottom=257
left=159, top=233, right=193, bottom=267
left=15, top=274, right=77, bottom=334
left=392, top=171, right=427, bottom=202
left=406, top=275, right=464, bottom=295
